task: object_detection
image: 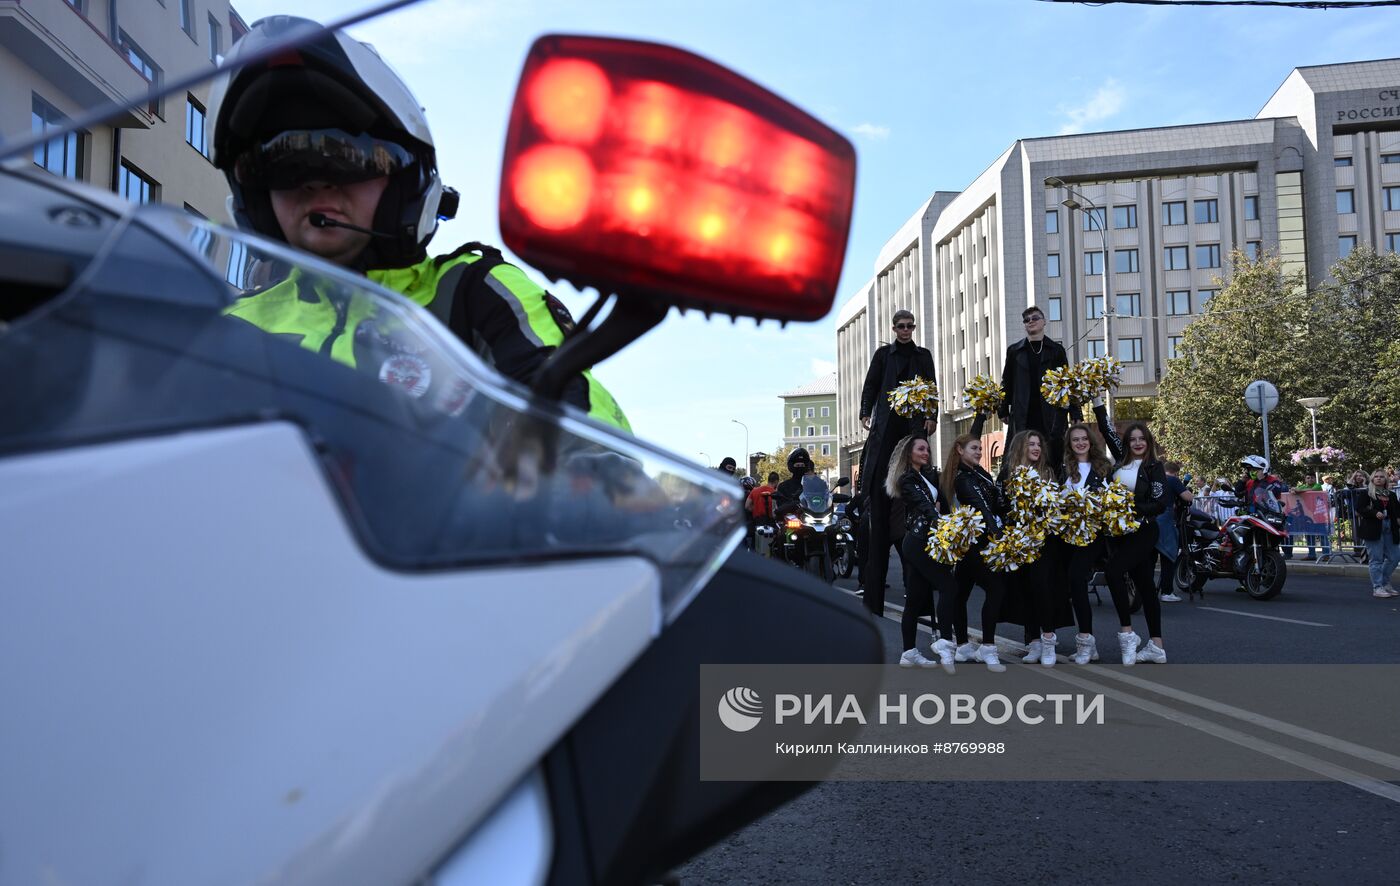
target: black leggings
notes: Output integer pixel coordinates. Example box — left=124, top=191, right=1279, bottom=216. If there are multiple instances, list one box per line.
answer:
left=899, top=533, right=959, bottom=650
left=1157, top=550, right=1175, bottom=594
left=1013, top=553, right=1059, bottom=639
left=955, top=550, right=1008, bottom=644
left=1104, top=522, right=1163, bottom=638
left=1060, top=538, right=1100, bottom=635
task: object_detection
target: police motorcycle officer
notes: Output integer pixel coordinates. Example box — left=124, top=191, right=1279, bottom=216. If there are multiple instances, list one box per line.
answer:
left=208, top=15, right=629, bottom=430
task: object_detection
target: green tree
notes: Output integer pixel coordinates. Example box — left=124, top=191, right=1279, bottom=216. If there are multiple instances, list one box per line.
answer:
left=1155, top=247, right=1400, bottom=484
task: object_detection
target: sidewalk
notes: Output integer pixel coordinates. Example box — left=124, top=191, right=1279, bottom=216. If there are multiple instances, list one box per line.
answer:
left=1285, top=560, right=1371, bottom=580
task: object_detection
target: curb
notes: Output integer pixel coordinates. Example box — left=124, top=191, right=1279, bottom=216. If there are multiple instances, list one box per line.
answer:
left=1284, top=561, right=1371, bottom=579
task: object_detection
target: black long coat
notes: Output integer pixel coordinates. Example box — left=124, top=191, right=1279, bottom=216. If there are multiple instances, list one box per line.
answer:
left=999, top=336, right=1069, bottom=440
left=857, top=341, right=937, bottom=500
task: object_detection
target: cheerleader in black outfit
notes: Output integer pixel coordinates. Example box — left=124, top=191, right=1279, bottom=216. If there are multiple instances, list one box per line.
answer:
left=1056, top=401, right=1117, bottom=663
left=888, top=435, right=960, bottom=673
left=1098, top=412, right=1170, bottom=665
left=941, top=432, right=1009, bottom=673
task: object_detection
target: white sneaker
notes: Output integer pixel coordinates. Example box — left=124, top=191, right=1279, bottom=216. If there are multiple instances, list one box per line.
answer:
left=977, top=644, right=1006, bottom=673
left=1021, top=639, right=1042, bottom=663
left=1138, top=640, right=1167, bottom=664
left=1118, top=630, right=1141, bottom=666
left=955, top=641, right=980, bottom=662
left=1385, top=587, right=1400, bottom=598
left=1073, top=634, right=1098, bottom=665
left=899, top=648, right=937, bottom=669
left=1159, top=592, right=1182, bottom=603
left=1374, top=588, right=1393, bottom=598
left=1039, top=634, right=1057, bottom=667
left=931, top=638, right=958, bottom=674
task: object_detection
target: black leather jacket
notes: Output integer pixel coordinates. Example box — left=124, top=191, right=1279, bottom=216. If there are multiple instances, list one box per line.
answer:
left=953, top=461, right=1006, bottom=539
left=897, top=466, right=947, bottom=536
left=1355, top=490, right=1400, bottom=543
left=1098, top=415, right=1168, bottom=519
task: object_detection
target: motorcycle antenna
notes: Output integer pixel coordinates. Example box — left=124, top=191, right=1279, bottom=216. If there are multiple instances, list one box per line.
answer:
left=0, top=0, right=428, bottom=164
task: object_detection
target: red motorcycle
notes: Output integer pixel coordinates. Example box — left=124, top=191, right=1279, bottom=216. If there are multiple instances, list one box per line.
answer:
left=1174, top=497, right=1289, bottom=600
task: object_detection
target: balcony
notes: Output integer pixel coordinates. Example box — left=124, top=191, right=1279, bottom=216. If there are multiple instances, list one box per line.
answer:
left=0, top=0, right=151, bottom=128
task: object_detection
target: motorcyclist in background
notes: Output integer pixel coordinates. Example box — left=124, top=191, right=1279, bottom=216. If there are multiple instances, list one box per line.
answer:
left=774, top=448, right=815, bottom=509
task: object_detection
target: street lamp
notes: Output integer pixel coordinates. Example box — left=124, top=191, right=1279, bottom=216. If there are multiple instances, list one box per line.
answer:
left=730, top=418, right=749, bottom=476
left=1046, top=177, right=1113, bottom=409
left=1297, top=396, right=1329, bottom=483
left=698, top=451, right=710, bottom=467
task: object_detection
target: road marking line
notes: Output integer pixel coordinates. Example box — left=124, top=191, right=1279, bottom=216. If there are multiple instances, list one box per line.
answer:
left=1197, top=606, right=1331, bottom=627
left=841, top=587, right=1400, bottom=801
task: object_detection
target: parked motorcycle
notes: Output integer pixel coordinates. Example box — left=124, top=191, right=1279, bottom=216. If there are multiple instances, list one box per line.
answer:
left=1174, top=496, right=1290, bottom=600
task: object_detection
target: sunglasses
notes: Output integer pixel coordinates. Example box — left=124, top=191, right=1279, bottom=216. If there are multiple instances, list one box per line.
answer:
left=894, top=323, right=916, bottom=330
left=1024, top=316, right=1044, bottom=324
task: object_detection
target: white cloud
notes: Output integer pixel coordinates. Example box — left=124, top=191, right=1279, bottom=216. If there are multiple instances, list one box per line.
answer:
left=811, top=358, right=837, bottom=376
left=851, top=122, right=891, bottom=141
left=1056, top=79, right=1126, bottom=135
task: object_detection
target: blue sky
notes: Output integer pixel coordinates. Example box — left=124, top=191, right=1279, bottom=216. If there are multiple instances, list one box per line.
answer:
left=230, top=0, right=1400, bottom=468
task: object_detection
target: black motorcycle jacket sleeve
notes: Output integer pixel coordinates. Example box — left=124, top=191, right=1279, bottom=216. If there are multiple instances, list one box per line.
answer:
left=1095, top=403, right=1123, bottom=463
left=954, top=465, right=1005, bottom=536
left=1135, top=461, right=1170, bottom=518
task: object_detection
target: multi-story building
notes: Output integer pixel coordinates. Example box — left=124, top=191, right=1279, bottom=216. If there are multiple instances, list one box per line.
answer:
left=2, top=0, right=248, bottom=219
left=837, top=57, right=1400, bottom=464
left=780, top=373, right=838, bottom=473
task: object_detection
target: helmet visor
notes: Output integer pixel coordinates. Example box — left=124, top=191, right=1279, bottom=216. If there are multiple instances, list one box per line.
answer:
left=233, top=129, right=418, bottom=190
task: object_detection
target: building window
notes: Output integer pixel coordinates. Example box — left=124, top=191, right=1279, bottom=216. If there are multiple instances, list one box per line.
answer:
left=1047, top=253, right=1061, bottom=278
left=1118, top=338, right=1143, bottom=363
left=1045, top=210, right=1059, bottom=234
left=1114, top=248, right=1139, bottom=274
left=1167, top=290, right=1191, bottom=315
left=1164, top=245, right=1189, bottom=270
left=1082, top=207, right=1106, bottom=232
left=1047, top=297, right=1062, bottom=322
left=119, top=32, right=162, bottom=117
left=1086, top=295, right=1104, bottom=319
left=1337, top=189, right=1355, bottom=214
left=180, top=0, right=193, bottom=35
left=185, top=95, right=208, bottom=157
left=1386, top=187, right=1400, bottom=212
left=821, top=425, right=830, bottom=435
left=1167, top=336, right=1183, bottom=360
left=1163, top=201, right=1187, bottom=226
left=1335, top=156, right=1353, bottom=167
left=1196, top=244, right=1221, bottom=269
left=1199, top=289, right=1217, bottom=308
left=1194, top=199, right=1219, bottom=224
left=806, top=407, right=814, bottom=418
left=1113, top=205, right=1137, bottom=229
left=117, top=160, right=158, bottom=204
left=1244, top=241, right=1261, bottom=261
left=792, top=426, right=799, bottom=437
left=1387, top=233, right=1400, bottom=253
left=1116, top=293, right=1141, bottom=317
left=64, top=0, right=86, bottom=11
left=821, top=406, right=829, bottom=417
left=208, top=15, right=222, bottom=63
left=1384, top=154, right=1400, bottom=164
left=792, top=408, right=799, bottom=418
left=1084, top=252, right=1104, bottom=276
left=31, top=95, right=85, bottom=180
left=1086, top=339, right=1106, bottom=359
left=1244, top=195, right=1259, bottom=221
left=821, top=444, right=831, bottom=456
left=807, top=426, right=815, bottom=437
left=1339, top=235, right=1358, bottom=259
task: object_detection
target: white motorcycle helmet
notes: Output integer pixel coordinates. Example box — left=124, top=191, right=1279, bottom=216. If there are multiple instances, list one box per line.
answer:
left=206, top=16, right=457, bottom=268
left=1240, top=454, right=1269, bottom=472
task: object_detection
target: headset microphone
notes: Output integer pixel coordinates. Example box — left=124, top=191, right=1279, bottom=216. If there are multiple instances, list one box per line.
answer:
left=308, top=212, right=395, bottom=239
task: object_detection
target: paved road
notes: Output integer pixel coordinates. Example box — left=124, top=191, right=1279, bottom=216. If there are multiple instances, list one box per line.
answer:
left=675, top=560, right=1400, bottom=885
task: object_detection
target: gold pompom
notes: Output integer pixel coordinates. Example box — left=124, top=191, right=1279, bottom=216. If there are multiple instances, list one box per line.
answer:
left=927, top=505, right=985, bottom=565
left=1039, top=366, right=1075, bottom=408
left=981, top=524, right=1042, bottom=572
left=888, top=375, right=940, bottom=418
left=963, top=374, right=1005, bottom=415
left=1099, top=482, right=1142, bottom=536
left=1055, top=484, right=1102, bottom=546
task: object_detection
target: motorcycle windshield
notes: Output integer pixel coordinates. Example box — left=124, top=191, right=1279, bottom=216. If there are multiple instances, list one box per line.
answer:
left=800, top=475, right=831, bottom=514
left=0, top=199, right=740, bottom=623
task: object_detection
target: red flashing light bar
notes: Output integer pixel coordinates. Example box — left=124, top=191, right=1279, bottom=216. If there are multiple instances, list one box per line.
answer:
left=499, top=35, right=856, bottom=323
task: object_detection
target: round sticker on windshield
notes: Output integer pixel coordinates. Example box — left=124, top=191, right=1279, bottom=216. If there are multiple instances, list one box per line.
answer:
left=379, top=354, right=432, bottom=398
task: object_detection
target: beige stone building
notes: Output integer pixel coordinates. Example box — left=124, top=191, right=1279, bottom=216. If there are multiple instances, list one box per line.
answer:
left=838, top=57, right=1400, bottom=476
left=1, top=0, right=247, bottom=219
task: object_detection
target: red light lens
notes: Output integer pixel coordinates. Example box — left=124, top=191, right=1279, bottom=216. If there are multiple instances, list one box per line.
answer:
left=500, top=35, right=855, bottom=322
